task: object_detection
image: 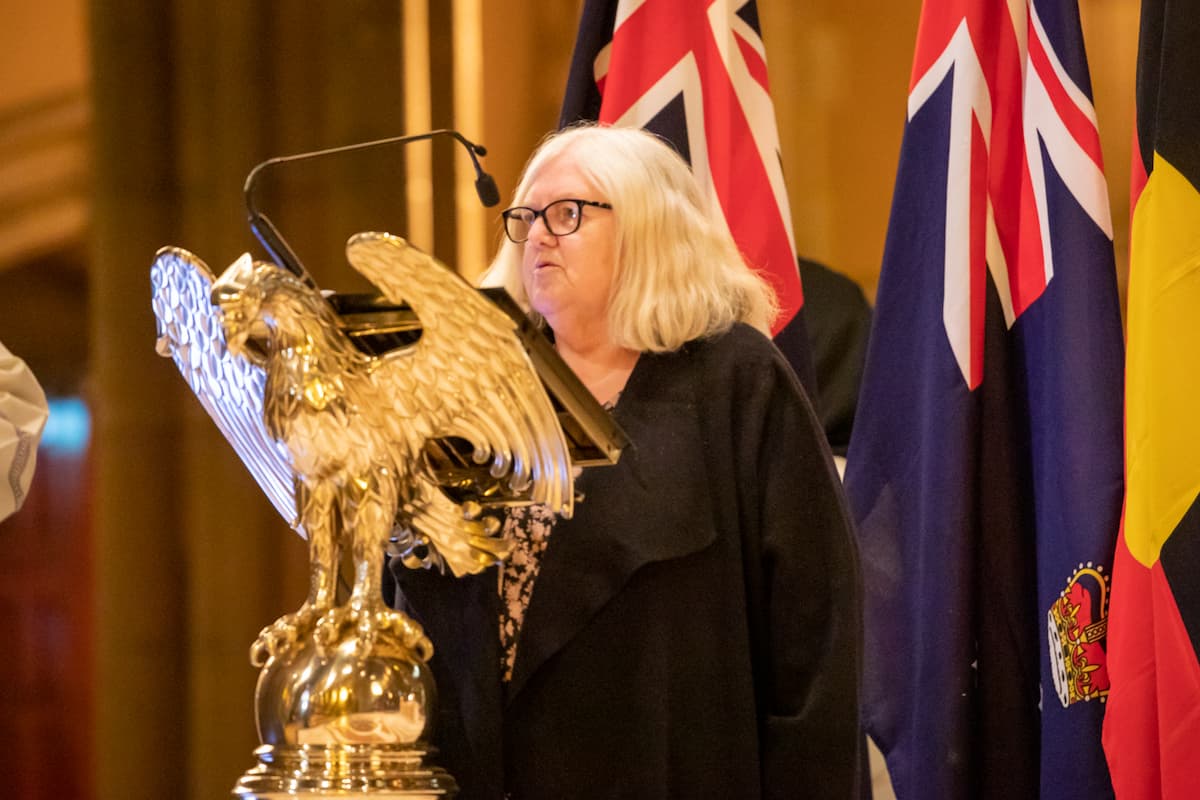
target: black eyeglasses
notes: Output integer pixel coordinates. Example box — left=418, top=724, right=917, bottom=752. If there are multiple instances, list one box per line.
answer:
left=501, top=198, right=613, bottom=243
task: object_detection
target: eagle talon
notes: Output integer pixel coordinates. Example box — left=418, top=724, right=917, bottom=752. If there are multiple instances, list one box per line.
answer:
left=315, top=604, right=379, bottom=657
left=250, top=603, right=323, bottom=666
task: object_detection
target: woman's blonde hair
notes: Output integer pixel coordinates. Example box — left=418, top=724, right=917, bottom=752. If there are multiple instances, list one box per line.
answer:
left=480, top=124, right=778, bottom=352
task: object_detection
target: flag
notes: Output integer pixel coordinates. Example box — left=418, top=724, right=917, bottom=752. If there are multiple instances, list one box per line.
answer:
left=559, top=0, right=816, bottom=393
left=1101, top=2, right=1200, bottom=797
left=843, top=0, right=1124, bottom=797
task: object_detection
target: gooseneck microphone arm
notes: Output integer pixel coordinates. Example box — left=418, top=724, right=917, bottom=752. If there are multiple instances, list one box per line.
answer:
left=243, top=129, right=501, bottom=287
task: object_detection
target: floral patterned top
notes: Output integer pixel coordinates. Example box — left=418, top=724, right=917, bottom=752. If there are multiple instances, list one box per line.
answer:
left=498, top=502, right=558, bottom=682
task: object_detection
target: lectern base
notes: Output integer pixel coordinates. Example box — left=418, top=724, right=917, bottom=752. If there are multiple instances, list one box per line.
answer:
left=233, top=743, right=457, bottom=798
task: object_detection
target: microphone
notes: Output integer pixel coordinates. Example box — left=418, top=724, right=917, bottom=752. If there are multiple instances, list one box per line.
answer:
left=474, top=169, right=501, bottom=209
left=243, top=129, right=501, bottom=287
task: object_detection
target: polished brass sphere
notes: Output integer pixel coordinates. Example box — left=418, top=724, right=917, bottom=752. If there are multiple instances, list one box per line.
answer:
left=256, top=629, right=434, bottom=747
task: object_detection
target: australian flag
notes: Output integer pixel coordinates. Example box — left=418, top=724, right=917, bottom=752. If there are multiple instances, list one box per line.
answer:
left=559, top=0, right=816, bottom=394
left=843, top=1, right=1124, bottom=798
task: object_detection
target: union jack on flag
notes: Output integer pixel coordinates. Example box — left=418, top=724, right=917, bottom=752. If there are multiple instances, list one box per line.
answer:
left=560, top=0, right=815, bottom=392
left=845, top=0, right=1124, bottom=797
left=909, top=0, right=1113, bottom=388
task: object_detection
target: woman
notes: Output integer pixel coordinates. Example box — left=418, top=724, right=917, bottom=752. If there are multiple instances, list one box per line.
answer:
left=387, top=124, right=862, bottom=799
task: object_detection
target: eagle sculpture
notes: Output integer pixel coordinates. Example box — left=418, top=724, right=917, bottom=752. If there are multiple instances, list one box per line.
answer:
left=151, top=232, right=574, bottom=665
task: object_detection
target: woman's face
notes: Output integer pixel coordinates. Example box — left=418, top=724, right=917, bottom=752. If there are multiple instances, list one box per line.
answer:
left=519, top=154, right=617, bottom=334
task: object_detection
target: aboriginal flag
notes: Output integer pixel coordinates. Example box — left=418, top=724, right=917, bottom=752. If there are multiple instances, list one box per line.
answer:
left=1101, top=2, right=1200, bottom=797
left=558, top=0, right=816, bottom=395
left=844, top=1, right=1124, bottom=797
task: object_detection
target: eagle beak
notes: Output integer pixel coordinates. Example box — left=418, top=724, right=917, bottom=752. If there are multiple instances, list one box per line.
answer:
left=211, top=283, right=242, bottom=308
left=210, top=252, right=256, bottom=307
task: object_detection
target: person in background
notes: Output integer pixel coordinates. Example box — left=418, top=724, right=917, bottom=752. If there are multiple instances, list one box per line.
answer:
left=0, top=339, right=48, bottom=521
left=800, top=257, right=872, bottom=463
left=386, top=123, right=862, bottom=799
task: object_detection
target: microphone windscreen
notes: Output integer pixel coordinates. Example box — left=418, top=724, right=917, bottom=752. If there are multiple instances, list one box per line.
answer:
left=475, top=174, right=501, bottom=208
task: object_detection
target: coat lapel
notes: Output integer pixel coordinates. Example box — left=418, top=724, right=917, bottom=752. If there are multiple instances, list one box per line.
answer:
left=506, top=347, right=718, bottom=701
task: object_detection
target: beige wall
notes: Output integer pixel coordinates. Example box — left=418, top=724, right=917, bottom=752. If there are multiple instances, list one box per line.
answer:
left=0, top=0, right=90, bottom=270
left=1082, top=0, right=1140, bottom=306
left=763, top=0, right=920, bottom=297
left=0, top=0, right=88, bottom=108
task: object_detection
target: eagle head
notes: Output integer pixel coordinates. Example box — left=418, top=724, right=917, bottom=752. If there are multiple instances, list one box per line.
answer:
left=211, top=254, right=282, bottom=365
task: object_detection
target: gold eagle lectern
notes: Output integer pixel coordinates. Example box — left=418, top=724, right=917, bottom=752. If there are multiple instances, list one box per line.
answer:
left=151, top=231, right=624, bottom=797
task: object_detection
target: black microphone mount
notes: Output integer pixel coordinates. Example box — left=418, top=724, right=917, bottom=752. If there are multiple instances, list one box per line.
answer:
left=243, top=129, right=501, bottom=289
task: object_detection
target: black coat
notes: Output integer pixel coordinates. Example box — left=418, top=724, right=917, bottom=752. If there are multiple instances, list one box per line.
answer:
left=387, top=324, right=862, bottom=799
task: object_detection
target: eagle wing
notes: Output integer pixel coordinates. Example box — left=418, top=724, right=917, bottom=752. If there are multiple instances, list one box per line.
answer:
left=150, top=247, right=301, bottom=532
left=345, top=232, right=574, bottom=575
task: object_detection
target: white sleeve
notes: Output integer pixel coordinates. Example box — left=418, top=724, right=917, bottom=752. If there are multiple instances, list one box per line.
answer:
left=0, top=340, right=49, bottom=521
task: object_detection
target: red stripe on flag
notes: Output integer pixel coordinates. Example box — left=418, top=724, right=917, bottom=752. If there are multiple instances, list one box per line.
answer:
left=1104, top=527, right=1200, bottom=800
left=696, top=21, right=802, bottom=328
left=1028, top=26, right=1105, bottom=171
left=1129, top=124, right=1148, bottom=218
left=911, top=0, right=972, bottom=91
left=969, top=1, right=1050, bottom=317
left=597, top=0, right=802, bottom=331
left=734, top=31, right=770, bottom=93
left=598, top=1, right=694, bottom=121
left=1006, top=166, right=1049, bottom=317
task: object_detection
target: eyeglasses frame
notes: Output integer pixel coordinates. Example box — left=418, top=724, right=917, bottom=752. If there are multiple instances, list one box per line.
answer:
left=501, top=198, right=614, bottom=243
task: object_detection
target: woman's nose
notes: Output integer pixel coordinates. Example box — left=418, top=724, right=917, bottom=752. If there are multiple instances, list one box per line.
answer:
left=527, top=215, right=557, bottom=244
